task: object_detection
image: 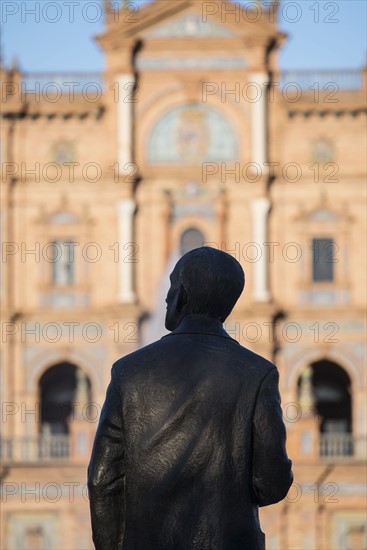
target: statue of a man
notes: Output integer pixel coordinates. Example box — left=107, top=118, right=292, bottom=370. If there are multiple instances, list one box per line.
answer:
left=88, top=247, right=293, bottom=550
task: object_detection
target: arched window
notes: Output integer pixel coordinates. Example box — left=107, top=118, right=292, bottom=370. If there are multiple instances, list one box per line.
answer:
left=180, top=228, right=205, bottom=256
left=298, top=359, right=353, bottom=456
left=298, top=359, right=352, bottom=433
left=40, top=362, right=91, bottom=436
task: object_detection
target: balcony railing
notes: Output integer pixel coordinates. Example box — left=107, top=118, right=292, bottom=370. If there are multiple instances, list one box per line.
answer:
left=22, top=73, right=105, bottom=94
left=17, top=69, right=364, bottom=96
left=0, top=433, right=96, bottom=464
left=280, top=69, right=363, bottom=90
left=319, top=433, right=366, bottom=458
left=2, top=433, right=366, bottom=464
left=1, top=435, right=70, bottom=462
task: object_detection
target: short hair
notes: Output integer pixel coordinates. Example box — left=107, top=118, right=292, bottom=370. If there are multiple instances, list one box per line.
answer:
left=175, top=247, right=245, bottom=322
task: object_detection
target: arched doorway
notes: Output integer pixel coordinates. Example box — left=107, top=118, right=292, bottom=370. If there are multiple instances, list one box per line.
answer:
left=180, top=227, right=205, bottom=256
left=311, top=359, right=351, bottom=434
left=39, top=362, right=92, bottom=456
left=297, top=359, right=353, bottom=456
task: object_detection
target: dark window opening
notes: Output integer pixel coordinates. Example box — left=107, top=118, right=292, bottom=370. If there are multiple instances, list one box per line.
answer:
left=312, top=238, right=335, bottom=282
left=40, top=363, right=91, bottom=435
left=298, top=359, right=353, bottom=456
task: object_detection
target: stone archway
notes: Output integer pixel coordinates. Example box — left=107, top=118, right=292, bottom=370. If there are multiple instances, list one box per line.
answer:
left=39, top=362, right=92, bottom=436
left=297, top=358, right=352, bottom=434
left=297, top=359, right=353, bottom=457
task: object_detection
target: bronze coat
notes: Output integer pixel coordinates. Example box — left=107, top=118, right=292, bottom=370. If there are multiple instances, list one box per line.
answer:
left=88, top=315, right=293, bottom=550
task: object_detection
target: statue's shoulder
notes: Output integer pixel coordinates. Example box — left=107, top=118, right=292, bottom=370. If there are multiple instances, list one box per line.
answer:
left=112, top=338, right=166, bottom=374
left=236, top=343, right=277, bottom=375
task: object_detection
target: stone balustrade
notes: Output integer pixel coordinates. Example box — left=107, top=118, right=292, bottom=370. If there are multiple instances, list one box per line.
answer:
left=16, top=69, right=364, bottom=96
left=280, top=69, right=364, bottom=90
left=1, top=433, right=93, bottom=463
left=1, top=433, right=366, bottom=464
left=319, top=433, right=366, bottom=459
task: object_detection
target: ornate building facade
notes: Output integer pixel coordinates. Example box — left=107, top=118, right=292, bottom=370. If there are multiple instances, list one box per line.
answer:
left=1, top=1, right=366, bottom=548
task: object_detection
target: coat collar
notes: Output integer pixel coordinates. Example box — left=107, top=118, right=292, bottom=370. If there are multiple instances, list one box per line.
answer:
left=162, top=314, right=238, bottom=342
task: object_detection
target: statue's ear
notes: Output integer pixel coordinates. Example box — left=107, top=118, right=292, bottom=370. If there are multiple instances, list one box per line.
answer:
left=176, top=283, right=188, bottom=313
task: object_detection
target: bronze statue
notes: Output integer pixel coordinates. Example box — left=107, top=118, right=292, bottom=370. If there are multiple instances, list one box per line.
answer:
left=88, top=247, right=293, bottom=549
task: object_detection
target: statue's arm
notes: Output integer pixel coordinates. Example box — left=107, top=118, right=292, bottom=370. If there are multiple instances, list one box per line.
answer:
left=252, top=367, right=294, bottom=507
left=87, top=365, right=125, bottom=550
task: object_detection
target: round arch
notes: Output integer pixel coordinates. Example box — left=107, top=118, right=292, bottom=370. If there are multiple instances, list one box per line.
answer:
left=26, top=351, right=102, bottom=394
left=39, top=362, right=92, bottom=435
left=286, top=348, right=362, bottom=392
left=297, top=359, right=352, bottom=434
left=170, top=217, right=212, bottom=259
left=145, top=102, right=239, bottom=165
left=180, top=227, right=206, bottom=256
left=136, top=82, right=183, bottom=117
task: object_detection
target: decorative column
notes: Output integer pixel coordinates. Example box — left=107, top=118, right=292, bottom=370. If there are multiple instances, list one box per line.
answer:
left=71, top=369, right=92, bottom=462
left=291, top=365, right=319, bottom=461
left=299, top=366, right=315, bottom=417
left=117, top=73, right=135, bottom=173
left=251, top=197, right=271, bottom=302
left=118, top=199, right=136, bottom=303
left=75, top=369, right=90, bottom=419
left=356, top=390, right=367, bottom=459
left=250, top=72, right=268, bottom=169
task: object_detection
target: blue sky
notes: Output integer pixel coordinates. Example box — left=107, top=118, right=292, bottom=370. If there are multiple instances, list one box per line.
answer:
left=1, top=0, right=366, bottom=72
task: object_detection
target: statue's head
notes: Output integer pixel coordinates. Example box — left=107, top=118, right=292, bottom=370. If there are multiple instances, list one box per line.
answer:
left=165, top=247, right=245, bottom=331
